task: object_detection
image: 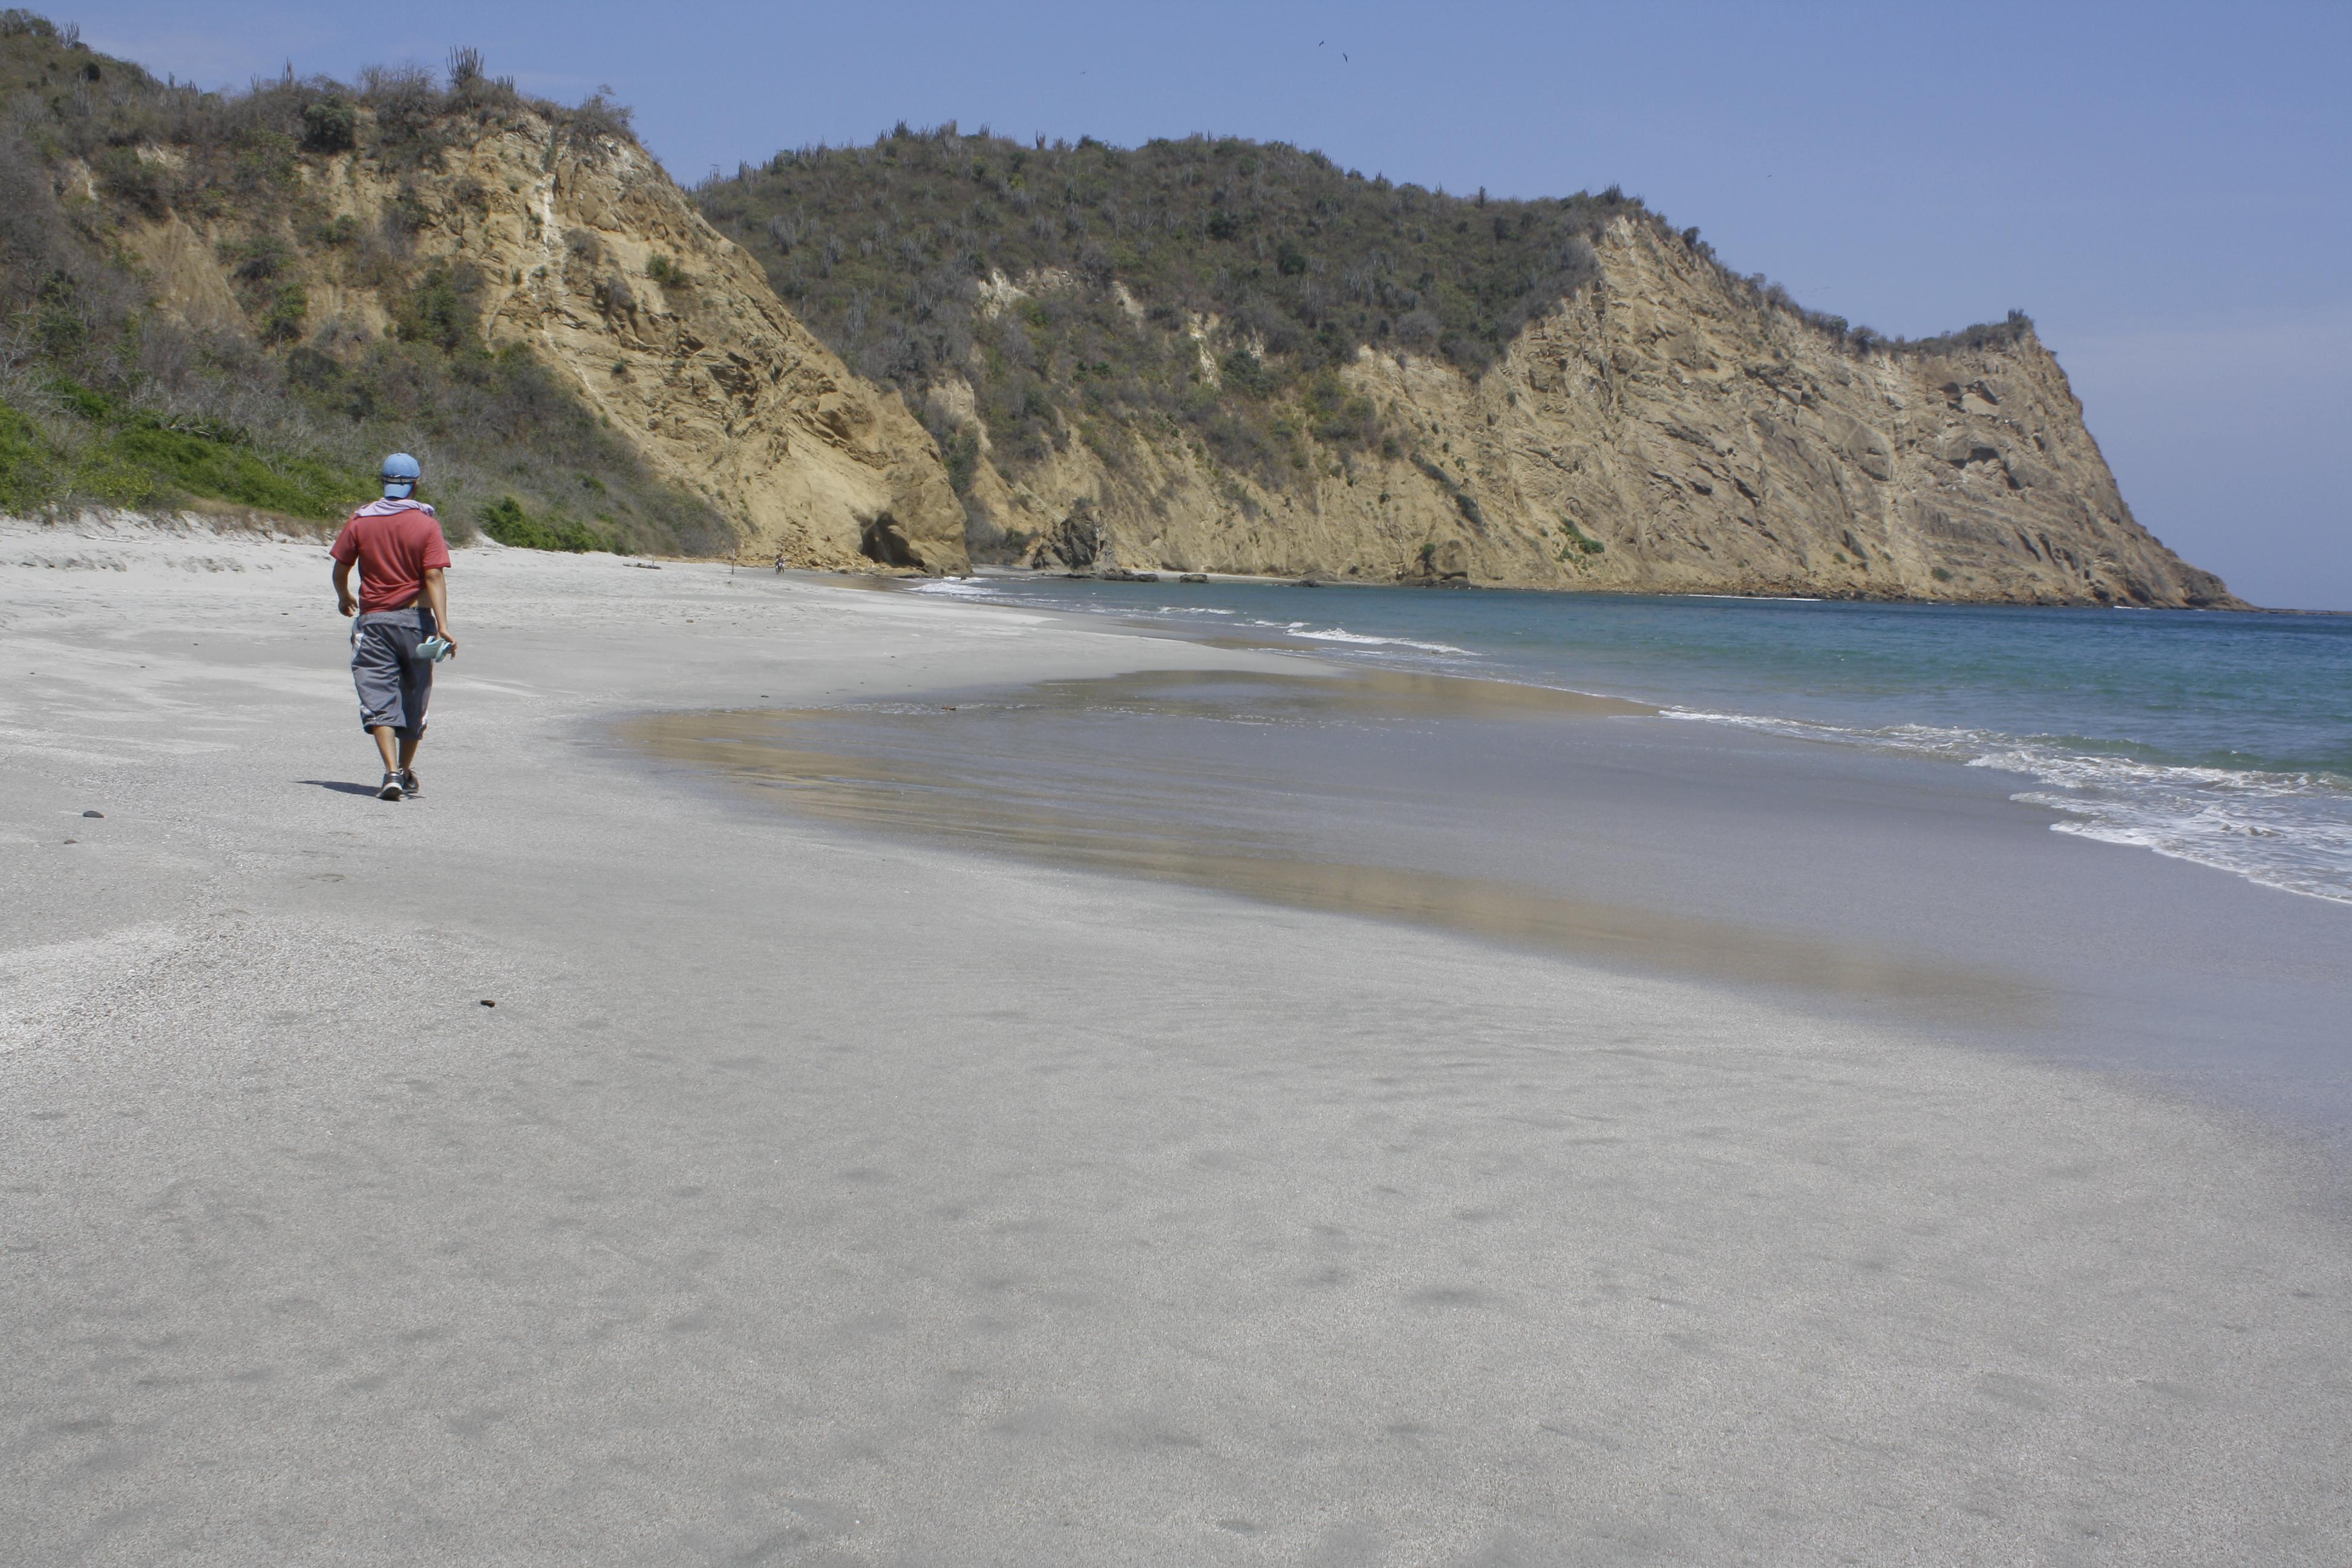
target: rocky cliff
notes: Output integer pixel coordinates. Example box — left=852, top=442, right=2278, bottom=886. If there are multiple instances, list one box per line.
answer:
left=956, top=221, right=2227, bottom=605
left=699, top=129, right=2234, bottom=606
left=119, top=104, right=966, bottom=570
left=5, top=15, right=2227, bottom=602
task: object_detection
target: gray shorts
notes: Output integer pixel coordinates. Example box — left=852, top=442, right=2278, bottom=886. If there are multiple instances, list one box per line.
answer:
left=351, top=607, right=438, bottom=739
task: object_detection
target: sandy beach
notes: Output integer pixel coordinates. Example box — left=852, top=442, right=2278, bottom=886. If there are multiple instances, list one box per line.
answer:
left=5, top=514, right=2350, bottom=1564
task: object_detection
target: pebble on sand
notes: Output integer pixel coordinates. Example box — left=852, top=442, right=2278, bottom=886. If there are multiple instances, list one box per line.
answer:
left=82, top=810, right=104, bottom=818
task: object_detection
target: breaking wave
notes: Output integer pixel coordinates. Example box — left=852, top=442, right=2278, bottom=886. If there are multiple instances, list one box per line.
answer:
left=1662, top=710, right=2352, bottom=904
left=1250, top=621, right=1475, bottom=655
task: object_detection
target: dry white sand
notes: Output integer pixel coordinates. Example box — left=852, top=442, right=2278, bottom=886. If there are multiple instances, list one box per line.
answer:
left=4, top=514, right=2350, bottom=1564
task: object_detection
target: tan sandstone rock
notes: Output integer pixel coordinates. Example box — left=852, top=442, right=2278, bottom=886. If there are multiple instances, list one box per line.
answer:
left=978, top=218, right=2232, bottom=606
left=134, top=110, right=967, bottom=572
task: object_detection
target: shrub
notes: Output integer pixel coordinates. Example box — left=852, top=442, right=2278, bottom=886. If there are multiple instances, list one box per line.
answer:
left=95, top=147, right=168, bottom=218
left=563, top=91, right=634, bottom=149
left=300, top=96, right=356, bottom=154
left=1413, top=454, right=1486, bottom=528
left=940, top=423, right=979, bottom=494
left=227, top=127, right=300, bottom=192
left=477, top=493, right=617, bottom=552
left=1219, top=348, right=1276, bottom=399
left=70, top=443, right=162, bottom=507
left=1394, top=309, right=1443, bottom=353
left=99, top=417, right=367, bottom=517
left=258, top=284, right=308, bottom=343
left=47, top=375, right=114, bottom=421
left=0, top=398, right=57, bottom=511
left=284, top=346, right=340, bottom=389
left=361, top=64, right=446, bottom=166
left=395, top=266, right=482, bottom=353
left=222, top=236, right=287, bottom=281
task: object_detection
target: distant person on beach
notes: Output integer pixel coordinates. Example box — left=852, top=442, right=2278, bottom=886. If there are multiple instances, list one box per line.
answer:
left=331, top=454, right=457, bottom=802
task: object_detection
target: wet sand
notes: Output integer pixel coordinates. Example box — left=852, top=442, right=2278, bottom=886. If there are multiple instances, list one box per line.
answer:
left=4, top=515, right=2351, bottom=1564
left=627, top=664, right=2352, bottom=1142
left=624, top=682, right=2034, bottom=1021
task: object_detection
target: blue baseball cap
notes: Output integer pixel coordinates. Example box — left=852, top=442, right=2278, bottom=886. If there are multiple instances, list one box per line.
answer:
left=381, top=452, right=422, bottom=498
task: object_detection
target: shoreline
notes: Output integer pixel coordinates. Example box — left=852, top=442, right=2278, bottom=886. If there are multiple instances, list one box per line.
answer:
left=950, top=560, right=2319, bottom=611
left=5, top=514, right=2350, bottom=1562
left=890, top=570, right=2352, bottom=911
left=626, top=661, right=2352, bottom=1159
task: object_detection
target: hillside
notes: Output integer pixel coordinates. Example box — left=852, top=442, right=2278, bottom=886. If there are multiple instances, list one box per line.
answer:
left=0, top=15, right=962, bottom=568
left=0, top=13, right=2235, bottom=604
left=699, top=126, right=2237, bottom=606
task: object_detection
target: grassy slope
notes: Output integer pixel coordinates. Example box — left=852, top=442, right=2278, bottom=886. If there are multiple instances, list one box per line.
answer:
left=0, top=13, right=724, bottom=553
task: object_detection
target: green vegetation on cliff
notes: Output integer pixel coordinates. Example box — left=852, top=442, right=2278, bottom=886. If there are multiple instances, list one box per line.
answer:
left=0, top=11, right=716, bottom=547
left=695, top=127, right=1636, bottom=514
left=699, top=126, right=1632, bottom=387
left=694, top=122, right=2031, bottom=549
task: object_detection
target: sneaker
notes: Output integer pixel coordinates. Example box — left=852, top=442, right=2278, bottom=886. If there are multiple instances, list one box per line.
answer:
left=377, top=771, right=404, bottom=801
left=399, top=768, right=422, bottom=800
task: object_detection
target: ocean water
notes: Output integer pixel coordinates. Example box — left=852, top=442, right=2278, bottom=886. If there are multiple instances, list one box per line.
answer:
left=912, top=575, right=2352, bottom=906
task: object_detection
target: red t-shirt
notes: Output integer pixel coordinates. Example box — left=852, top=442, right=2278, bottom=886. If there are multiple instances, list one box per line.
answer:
left=331, top=501, right=452, bottom=613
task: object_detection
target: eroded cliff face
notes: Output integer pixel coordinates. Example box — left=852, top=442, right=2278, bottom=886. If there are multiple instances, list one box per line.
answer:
left=125, top=108, right=2221, bottom=603
left=131, top=113, right=967, bottom=571
left=969, top=220, right=2232, bottom=606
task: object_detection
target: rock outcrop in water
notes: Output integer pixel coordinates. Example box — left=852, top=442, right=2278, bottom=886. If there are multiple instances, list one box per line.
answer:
left=969, top=222, right=2230, bottom=605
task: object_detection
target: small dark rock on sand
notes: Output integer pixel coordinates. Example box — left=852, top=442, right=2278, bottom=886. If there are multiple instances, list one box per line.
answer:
left=82, top=810, right=103, bottom=818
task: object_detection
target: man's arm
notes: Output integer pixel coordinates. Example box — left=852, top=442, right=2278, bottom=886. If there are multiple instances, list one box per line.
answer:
left=333, top=559, right=357, bottom=617
left=422, top=566, right=457, bottom=655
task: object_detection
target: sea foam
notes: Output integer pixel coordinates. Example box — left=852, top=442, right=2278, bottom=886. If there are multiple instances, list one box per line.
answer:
left=1255, top=621, right=1475, bottom=655
left=1663, top=709, right=2352, bottom=905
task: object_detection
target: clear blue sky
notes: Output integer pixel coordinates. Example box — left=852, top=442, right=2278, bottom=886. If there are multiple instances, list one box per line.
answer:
left=70, top=0, right=2352, bottom=609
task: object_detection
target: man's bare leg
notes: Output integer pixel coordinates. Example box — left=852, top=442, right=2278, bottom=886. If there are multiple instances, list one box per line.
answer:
left=370, top=725, right=399, bottom=774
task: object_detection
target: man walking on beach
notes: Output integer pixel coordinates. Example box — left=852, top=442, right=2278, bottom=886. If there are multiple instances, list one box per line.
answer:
left=331, top=454, right=457, bottom=802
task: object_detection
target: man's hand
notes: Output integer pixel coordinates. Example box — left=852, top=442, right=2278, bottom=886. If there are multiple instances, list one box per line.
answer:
left=338, top=591, right=357, bottom=617
left=420, top=566, right=454, bottom=658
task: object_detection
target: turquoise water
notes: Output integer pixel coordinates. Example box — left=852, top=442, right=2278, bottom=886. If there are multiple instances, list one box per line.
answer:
left=912, top=575, right=2352, bottom=904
